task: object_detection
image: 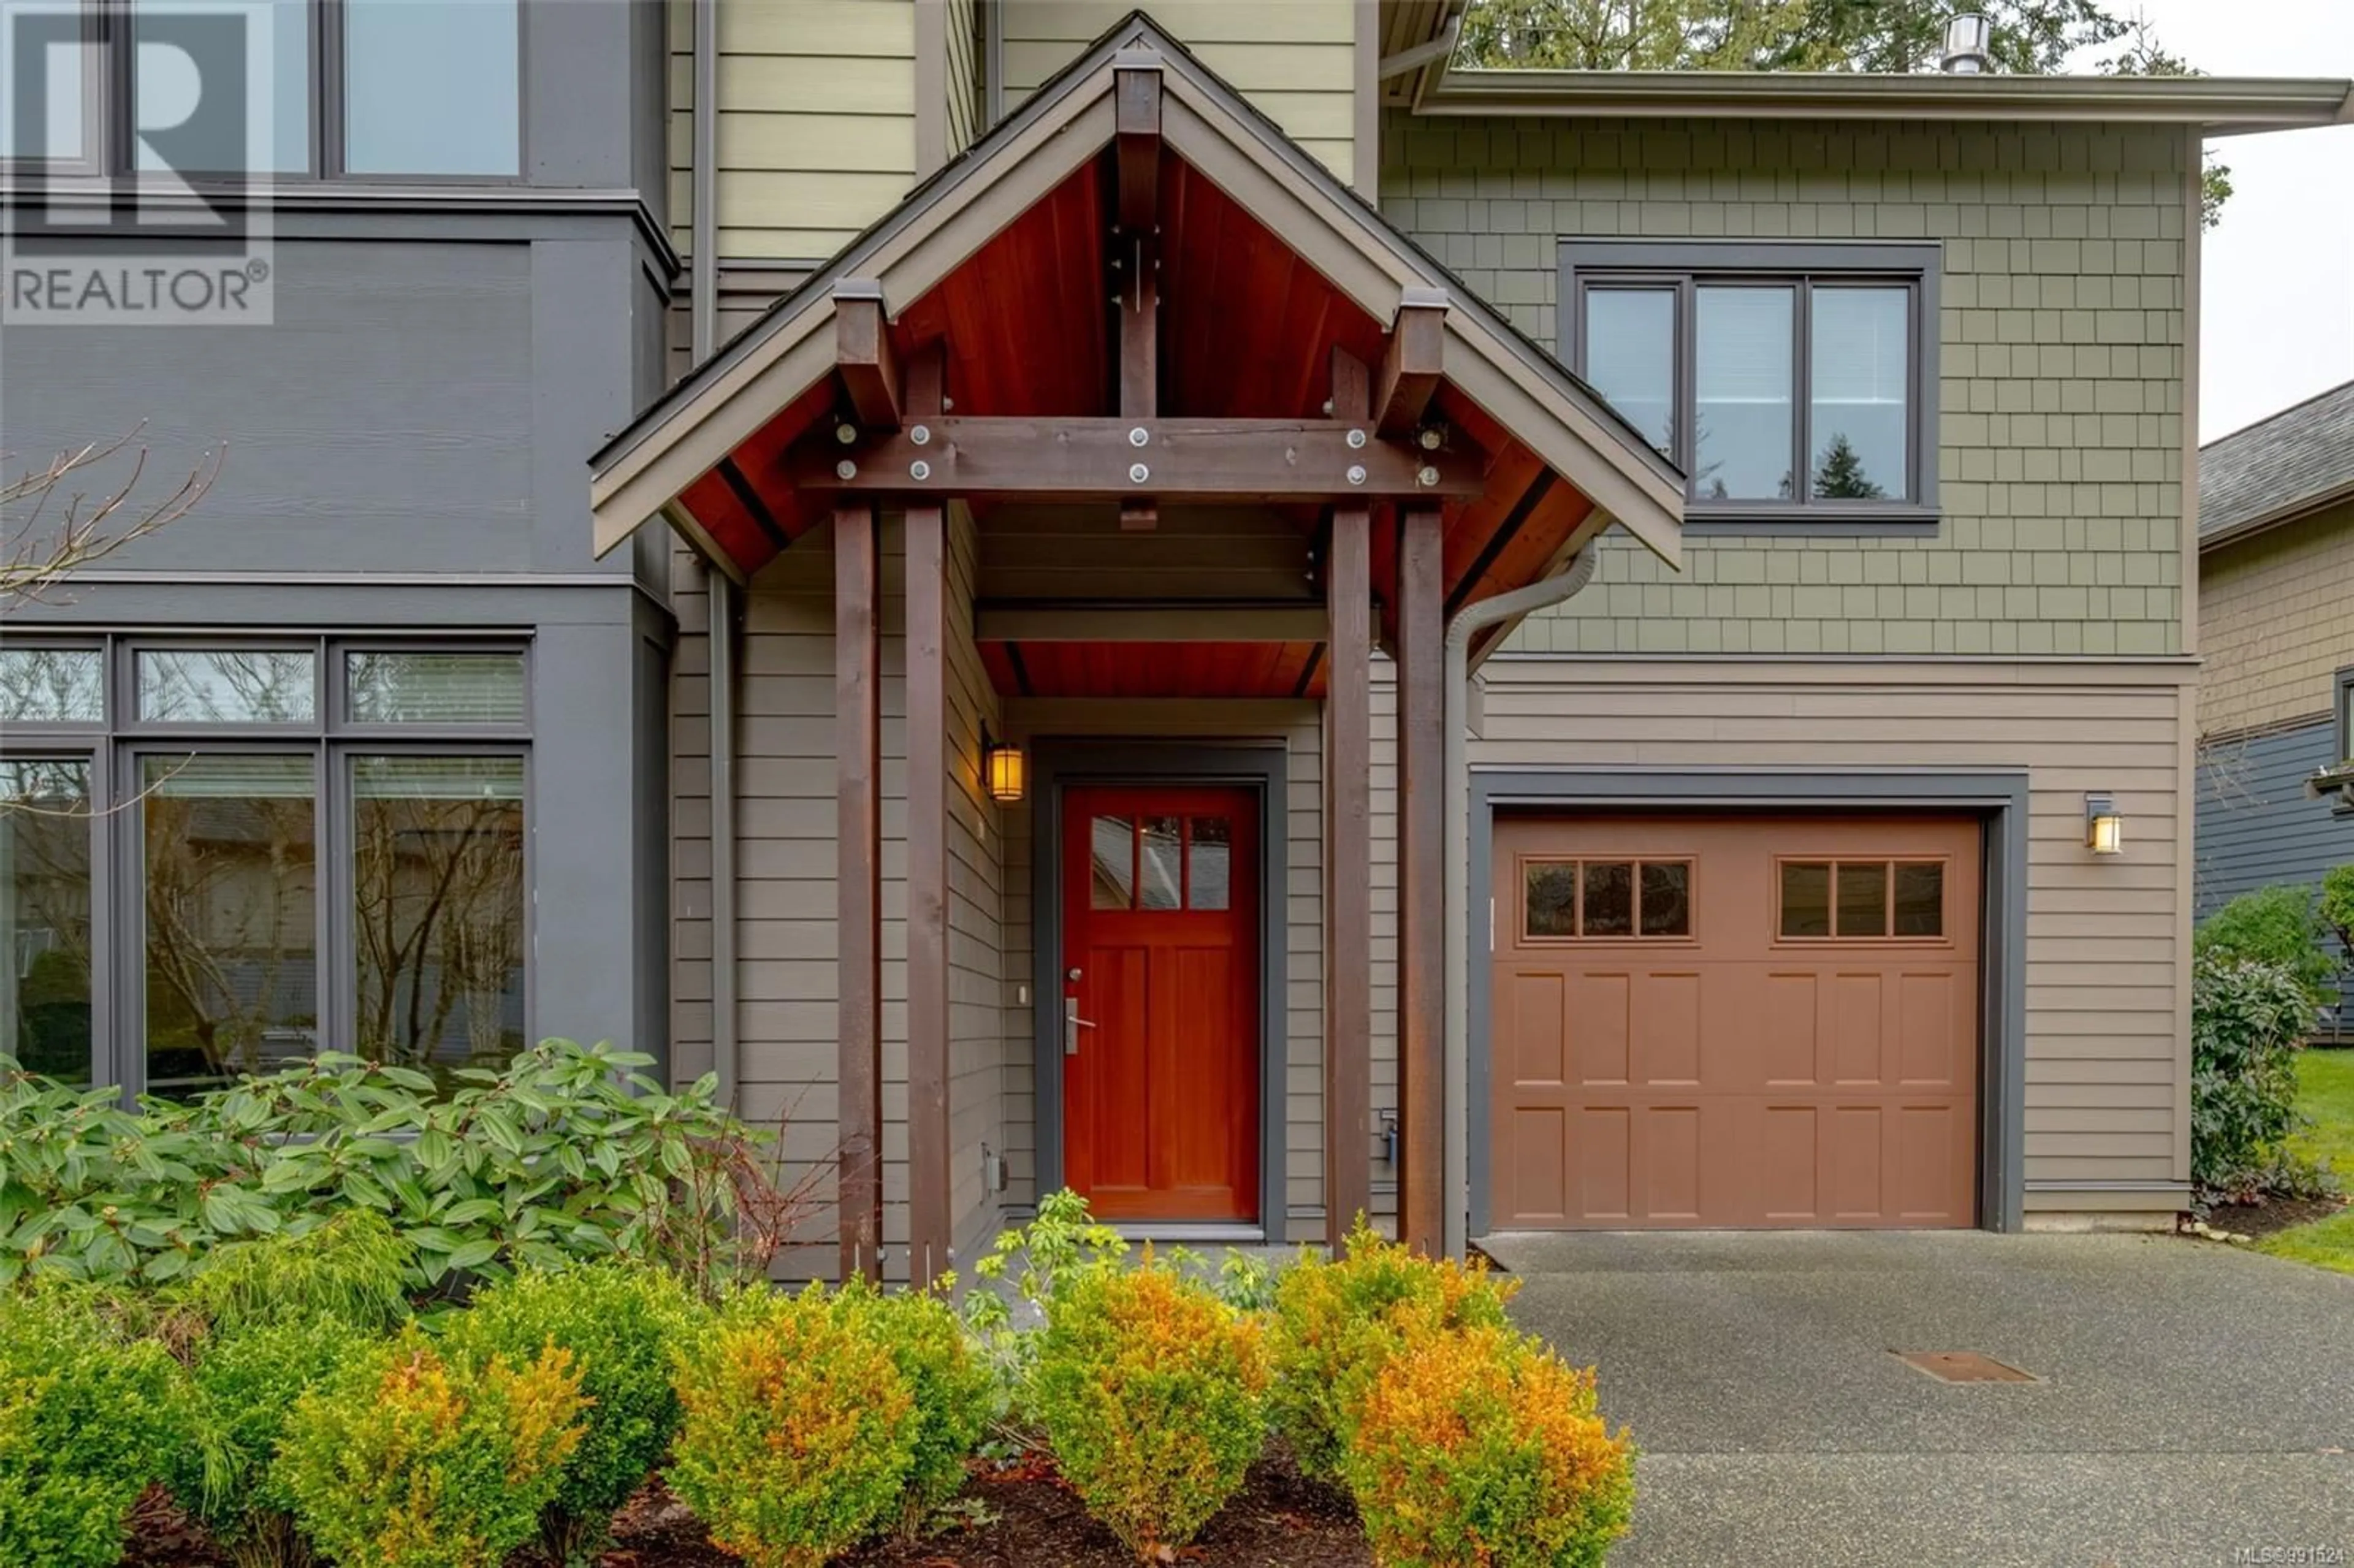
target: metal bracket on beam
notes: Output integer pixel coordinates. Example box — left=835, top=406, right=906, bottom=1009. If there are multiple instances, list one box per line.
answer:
left=834, top=278, right=901, bottom=431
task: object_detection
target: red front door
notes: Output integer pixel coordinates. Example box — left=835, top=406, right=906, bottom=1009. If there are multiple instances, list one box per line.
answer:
left=1062, top=786, right=1260, bottom=1223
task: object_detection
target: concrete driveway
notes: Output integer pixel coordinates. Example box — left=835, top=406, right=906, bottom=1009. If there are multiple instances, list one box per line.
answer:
left=1482, top=1230, right=2354, bottom=1567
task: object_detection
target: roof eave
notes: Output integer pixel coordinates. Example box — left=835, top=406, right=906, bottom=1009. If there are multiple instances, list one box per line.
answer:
left=1419, top=69, right=2354, bottom=135
left=2198, top=481, right=2354, bottom=555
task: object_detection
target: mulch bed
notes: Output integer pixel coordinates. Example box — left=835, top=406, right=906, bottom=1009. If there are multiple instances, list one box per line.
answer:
left=2192, top=1193, right=2350, bottom=1244
left=117, top=1447, right=1373, bottom=1567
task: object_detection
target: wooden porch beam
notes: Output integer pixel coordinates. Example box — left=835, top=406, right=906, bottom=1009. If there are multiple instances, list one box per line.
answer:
left=836, top=500, right=884, bottom=1284
left=975, top=601, right=1327, bottom=642
left=835, top=280, right=902, bottom=432
left=1324, top=504, right=1373, bottom=1249
left=1394, top=503, right=1445, bottom=1258
left=1374, top=288, right=1447, bottom=441
left=1114, top=55, right=1162, bottom=234
left=794, top=417, right=1480, bottom=501
left=905, top=348, right=951, bottom=1289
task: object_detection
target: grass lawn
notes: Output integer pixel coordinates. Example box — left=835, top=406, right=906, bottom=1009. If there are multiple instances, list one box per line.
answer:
left=2258, top=1048, right=2354, bottom=1274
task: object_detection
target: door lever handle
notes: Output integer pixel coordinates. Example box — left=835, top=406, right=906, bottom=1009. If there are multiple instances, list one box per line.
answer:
left=1064, top=997, right=1096, bottom=1056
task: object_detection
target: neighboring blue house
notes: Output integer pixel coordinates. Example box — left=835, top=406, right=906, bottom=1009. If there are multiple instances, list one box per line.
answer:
left=2195, top=380, right=2354, bottom=1036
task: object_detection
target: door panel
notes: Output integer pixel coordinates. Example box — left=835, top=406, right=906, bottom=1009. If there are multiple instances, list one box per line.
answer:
left=1490, top=815, right=1981, bottom=1230
left=1062, top=785, right=1259, bottom=1223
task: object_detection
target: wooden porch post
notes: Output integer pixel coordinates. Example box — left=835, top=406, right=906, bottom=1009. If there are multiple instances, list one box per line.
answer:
left=1325, top=504, right=1373, bottom=1247
left=837, top=501, right=884, bottom=1283
left=905, top=349, right=953, bottom=1288
left=1395, top=503, right=1446, bottom=1257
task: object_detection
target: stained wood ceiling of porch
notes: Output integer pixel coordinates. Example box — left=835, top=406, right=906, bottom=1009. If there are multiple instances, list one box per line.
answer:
left=682, top=147, right=1599, bottom=701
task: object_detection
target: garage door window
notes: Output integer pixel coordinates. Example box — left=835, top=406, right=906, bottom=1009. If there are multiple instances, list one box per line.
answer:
left=1779, top=859, right=1944, bottom=939
left=1523, top=859, right=1691, bottom=940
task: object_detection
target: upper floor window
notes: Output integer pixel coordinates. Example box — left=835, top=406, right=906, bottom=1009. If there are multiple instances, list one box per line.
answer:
left=1563, top=242, right=1941, bottom=529
left=2, top=0, right=519, bottom=178
left=2337, top=666, right=2353, bottom=766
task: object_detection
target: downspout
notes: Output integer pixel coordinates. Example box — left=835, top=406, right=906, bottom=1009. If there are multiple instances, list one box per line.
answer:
left=691, top=0, right=738, bottom=1105
left=1442, top=536, right=1604, bottom=1258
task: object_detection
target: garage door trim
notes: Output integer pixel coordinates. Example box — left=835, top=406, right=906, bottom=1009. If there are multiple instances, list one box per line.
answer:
left=1467, top=769, right=2028, bottom=1235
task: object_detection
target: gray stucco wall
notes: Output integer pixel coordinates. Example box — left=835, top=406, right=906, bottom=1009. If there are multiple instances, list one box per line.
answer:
left=2195, top=718, right=2354, bottom=1030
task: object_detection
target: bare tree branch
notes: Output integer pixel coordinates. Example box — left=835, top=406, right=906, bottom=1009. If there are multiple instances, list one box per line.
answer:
left=1, top=428, right=223, bottom=610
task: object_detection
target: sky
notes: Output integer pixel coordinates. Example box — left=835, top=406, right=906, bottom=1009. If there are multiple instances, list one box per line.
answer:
left=2062, top=1, right=2354, bottom=442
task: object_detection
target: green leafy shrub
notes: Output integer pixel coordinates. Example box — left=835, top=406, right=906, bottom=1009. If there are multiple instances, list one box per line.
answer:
left=171, top=1314, right=357, bottom=1568
left=2322, top=864, right=2354, bottom=972
left=0, top=1284, right=189, bottom=1568
left=2195, top=885, right=2342, bottom=1008
left=2193, top=954, right=2331, bottom=1201
left=1267, top=1220, right=1518, bottom=1483
left=668, top=1285, right=917, bottom=1568
left=438, top=1262, right=699, bottom=1566
left=1030, top=1254, right=1270, bottom=1561
left=274, top=1325, right=586, bottom=1568
left=839, top=1282, right=997, bottom=1536
left=182, top=1209, right=413, bottom=1335
left=1347, top=1323, right=1634, bottom=1568
left=0, top=1038, right=813, bottom=1297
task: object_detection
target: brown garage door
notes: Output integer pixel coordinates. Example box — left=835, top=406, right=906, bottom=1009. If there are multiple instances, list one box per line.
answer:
left=1489, top=815, right=1981, bottom=1230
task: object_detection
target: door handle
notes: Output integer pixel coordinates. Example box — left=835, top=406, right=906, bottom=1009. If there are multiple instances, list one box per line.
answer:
left=1064, top=997, right=1096, bottom=1056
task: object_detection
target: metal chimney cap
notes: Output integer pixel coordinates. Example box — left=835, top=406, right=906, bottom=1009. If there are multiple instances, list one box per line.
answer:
left=1941, top=12, right=1993, bottom=72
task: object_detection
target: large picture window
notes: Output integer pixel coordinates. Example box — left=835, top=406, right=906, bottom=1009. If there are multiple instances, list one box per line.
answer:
left=1562, top=242, right=1941, bottom=528
left=3, top=0, right=521, bottom=177
left=0, top=636, right=529, bottom=1097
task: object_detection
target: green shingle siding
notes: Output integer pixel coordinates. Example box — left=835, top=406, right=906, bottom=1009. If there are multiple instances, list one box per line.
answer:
left=1380, top=113, right=2187, bottom=656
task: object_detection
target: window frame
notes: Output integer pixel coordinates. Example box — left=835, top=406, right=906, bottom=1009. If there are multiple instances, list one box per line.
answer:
left=1772, top=855, right=1953, bottom=945
left=0, top=631, right=533, bottom=1098
left=1518, top=854, right=1697, bottom=945
left=4, top=0, right=526, bottom=184
left=1561, top=240, right=1943, bottom=536
left=2336, top=665, right=2354, bottom=767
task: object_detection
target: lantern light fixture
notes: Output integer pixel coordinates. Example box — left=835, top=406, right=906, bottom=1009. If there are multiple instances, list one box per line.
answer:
left=985, top=731, right=1026, bottom=804
left=2084, top=792, right=2123, bottom=856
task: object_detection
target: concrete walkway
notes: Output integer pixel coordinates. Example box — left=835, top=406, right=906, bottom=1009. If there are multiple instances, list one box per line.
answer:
left=1482, top=1230, right=2354, bottom=1567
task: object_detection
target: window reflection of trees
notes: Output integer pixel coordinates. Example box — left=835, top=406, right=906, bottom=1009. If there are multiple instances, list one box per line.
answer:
left=140, top=758, right=318, bottom=1094
left=1, top=761, right=95, bottom=1082
left=137, top=650, right=314, bottom=724
left=352, top=761, right=524, bottom=1081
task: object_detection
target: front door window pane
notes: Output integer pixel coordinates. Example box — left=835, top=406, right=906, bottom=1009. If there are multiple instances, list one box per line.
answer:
left=344, top=0, right=519, bottom=177
left=353, top=756, right=524, bottom=1080
left=1138, top=817, right=1182, bottom=910
left=1186, top=818, right=1231, bottom=911
left=1811, top=287, right=1908, bottom=500
left=132, top=0, right=310, bottom=173
left=348, top=650, right=525, bottom=724
left=142, top=753, right=316, bottom=1096
left=1, top=759, right=93, bottom=1084
left=1694, top=286, right=1795, bottom=501
left=1089, top=817, right=1134, bottom=909
left=138, top=649, right=315, bottom=723
left=0, top=647, right=104, bottom=721
left=1585, top=287, right=1675, bottom=455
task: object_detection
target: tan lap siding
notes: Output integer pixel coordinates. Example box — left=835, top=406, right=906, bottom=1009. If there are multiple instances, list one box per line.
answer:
left=671, top=0, right=918, bottom=263
left=1374, top=659, right=2192, bottom=1214
left=2197, top=498, right=2354, bottom=737
left=994, top=701, right=1328, bottom=1231
left=997, top=0, right=1358, bottom=186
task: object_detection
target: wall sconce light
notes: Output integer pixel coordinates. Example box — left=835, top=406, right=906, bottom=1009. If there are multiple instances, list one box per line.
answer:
left=985, top=733, right=1026, bottom=804
left=2084, top=792, right=2123, bottom=855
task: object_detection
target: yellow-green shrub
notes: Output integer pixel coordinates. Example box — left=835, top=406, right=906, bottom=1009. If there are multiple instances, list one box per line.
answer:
left=1267, top=1222, right=1517, bottom=1482
left=666, top=1285, right=917, bottom=1568
left=1346, top=1325, right=1635, bottom=1568
left=170, top=1314, right=356, bottom=1568
left=273, top=1326, right=587, bottom=1568
left=0, top=1284, right=188, bottom=1568
left=1030, top=1256, right=1270, bottom=1561
left=440, top=1262, right=699, bottom=1566
left=837, top=1282, right=997, bottom=1536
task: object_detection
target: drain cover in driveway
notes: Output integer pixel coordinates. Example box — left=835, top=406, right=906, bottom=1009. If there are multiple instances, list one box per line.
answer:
left=1892, top=1350, right=2038, bottom=1383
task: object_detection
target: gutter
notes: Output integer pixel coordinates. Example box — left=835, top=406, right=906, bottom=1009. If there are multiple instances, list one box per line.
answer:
left=691, top=0, right=739, bottom=1106
left=1441, top=540, right=1602, bottom=1259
